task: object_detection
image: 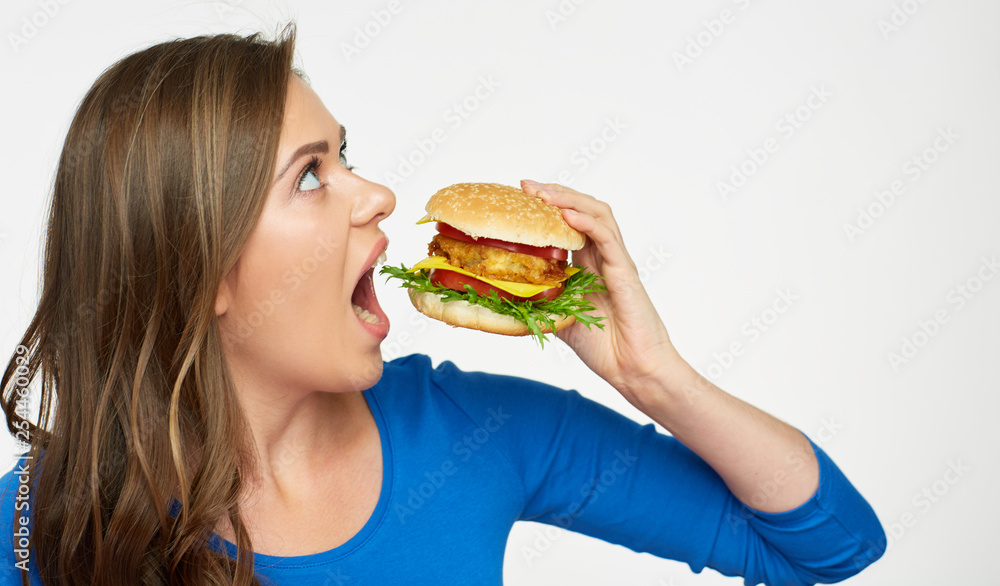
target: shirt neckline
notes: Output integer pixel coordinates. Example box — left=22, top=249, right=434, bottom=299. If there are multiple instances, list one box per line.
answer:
left=213, top=386, right=393, bottom=568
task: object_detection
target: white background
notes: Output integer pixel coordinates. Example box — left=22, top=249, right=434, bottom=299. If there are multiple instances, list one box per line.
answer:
left=2, top=0, right=998, bottom=584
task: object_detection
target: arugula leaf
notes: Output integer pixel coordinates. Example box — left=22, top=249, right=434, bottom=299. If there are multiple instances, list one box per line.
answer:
left=379, top=263, right=607, bottom=347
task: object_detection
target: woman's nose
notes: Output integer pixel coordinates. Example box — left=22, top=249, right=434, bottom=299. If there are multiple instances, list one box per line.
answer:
left=352, top=178, right=396, bottom=226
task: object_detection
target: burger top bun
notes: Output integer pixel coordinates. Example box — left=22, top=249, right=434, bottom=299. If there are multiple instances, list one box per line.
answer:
left=425, top=183, right=586, bottom=251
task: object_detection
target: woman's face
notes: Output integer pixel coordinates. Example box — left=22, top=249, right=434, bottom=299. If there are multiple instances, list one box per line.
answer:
left=215, top=75, right=395, bottom=396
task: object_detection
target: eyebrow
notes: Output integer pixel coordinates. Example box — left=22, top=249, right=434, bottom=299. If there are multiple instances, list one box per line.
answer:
left=274, top=126, right=347, bottom=181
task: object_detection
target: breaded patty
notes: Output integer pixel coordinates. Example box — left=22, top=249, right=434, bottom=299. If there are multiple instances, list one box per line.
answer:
left=429, top=234, right=569, bottom=285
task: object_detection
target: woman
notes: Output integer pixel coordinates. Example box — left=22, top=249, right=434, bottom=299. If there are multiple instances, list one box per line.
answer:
left=0, top=25, right=885, bottom=585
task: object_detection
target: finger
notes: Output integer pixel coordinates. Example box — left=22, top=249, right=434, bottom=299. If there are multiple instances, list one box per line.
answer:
left=521, top=180, right=625, bottom=249
left=520, top=180, right=613, bottom=220
left=561, top=208, right=632, bottom=269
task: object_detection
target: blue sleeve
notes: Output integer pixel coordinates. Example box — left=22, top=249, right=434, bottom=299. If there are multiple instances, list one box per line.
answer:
left=429, top=359, right=885, bottom=585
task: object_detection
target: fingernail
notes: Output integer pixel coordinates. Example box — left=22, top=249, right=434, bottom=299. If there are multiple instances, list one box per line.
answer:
left=521, top=179, right=539, bottom=186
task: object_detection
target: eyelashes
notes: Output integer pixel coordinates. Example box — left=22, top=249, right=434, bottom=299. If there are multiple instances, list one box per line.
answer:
left=339, top=140, right=354, bottom=171
left=297, top=156, right=322, bottom=192
left=294, top=142, right=354, bottom=194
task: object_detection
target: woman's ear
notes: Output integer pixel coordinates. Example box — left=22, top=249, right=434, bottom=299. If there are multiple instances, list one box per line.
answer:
left=215, top=264, right=238, bottom=317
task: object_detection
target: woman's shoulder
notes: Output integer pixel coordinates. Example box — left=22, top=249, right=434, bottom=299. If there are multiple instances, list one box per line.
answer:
left=377, top=352, right=576, bottom=412
left=375, top=352, right=607, bottom=452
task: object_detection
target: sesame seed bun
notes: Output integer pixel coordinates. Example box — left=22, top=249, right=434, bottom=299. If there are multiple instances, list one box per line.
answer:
left=424, top=183, right=586, bottom=251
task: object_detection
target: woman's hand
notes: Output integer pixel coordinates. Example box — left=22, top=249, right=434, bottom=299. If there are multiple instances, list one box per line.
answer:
left=521, top=180, right=820, bottom=514
left=520, top=180, right=681, bottom=407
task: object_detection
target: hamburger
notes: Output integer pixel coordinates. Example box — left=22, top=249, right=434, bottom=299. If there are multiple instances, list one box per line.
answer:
left=379, top=183, right=606, bottom=344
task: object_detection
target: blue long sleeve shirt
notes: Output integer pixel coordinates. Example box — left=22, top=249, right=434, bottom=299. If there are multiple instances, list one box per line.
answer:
left=0, top=353, right=885, bottom=584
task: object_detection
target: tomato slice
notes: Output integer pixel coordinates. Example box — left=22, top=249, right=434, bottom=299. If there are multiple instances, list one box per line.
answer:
left=435, top=223, right=568, bottom=261
left=429, top=269, right=563, bottom=303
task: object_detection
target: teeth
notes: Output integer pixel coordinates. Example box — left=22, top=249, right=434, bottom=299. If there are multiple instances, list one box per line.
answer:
left=352, top=303, right=381, bottom=325
left=371, top=250, right=387, bottom=271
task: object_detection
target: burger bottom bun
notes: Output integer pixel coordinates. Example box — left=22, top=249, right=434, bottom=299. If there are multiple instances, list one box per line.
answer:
left=408, top=289, right=576, bottom=337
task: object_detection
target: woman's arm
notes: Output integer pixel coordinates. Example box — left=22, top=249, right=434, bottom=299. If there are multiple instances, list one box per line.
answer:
left=521, top=179, right=816, bottom=513
left=631, top=353, right=818, bottom=514
left=433, top=351, right=884, bottom=584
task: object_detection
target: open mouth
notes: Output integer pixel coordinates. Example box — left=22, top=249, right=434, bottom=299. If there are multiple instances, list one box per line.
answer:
left=351, top=250, right=388, bottom=328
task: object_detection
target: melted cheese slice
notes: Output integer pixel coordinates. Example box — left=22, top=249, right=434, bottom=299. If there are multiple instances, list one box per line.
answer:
left=415, top=215, right=435, bottom=224
left=409, top=256, right=579, bottom=298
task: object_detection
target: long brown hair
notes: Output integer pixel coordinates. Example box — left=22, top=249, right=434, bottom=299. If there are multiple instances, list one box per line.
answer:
left=1, top=25, right=297, bottom=585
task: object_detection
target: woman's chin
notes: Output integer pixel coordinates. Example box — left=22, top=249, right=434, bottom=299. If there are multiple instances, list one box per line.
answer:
left=344, top=354, right=384, bottom=392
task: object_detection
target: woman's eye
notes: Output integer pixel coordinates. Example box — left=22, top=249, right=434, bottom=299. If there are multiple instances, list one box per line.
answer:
left=299, top=168, right=321, bottom=191
left=297, top=159, right=322, bottom=192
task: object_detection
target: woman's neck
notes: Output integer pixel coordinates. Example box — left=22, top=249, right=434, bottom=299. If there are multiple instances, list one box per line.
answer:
left=248, top=390, right=367, bottom=483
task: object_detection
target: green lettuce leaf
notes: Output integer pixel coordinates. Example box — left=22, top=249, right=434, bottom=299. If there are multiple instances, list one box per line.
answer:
left=378, top=263, right=607, bottom=347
